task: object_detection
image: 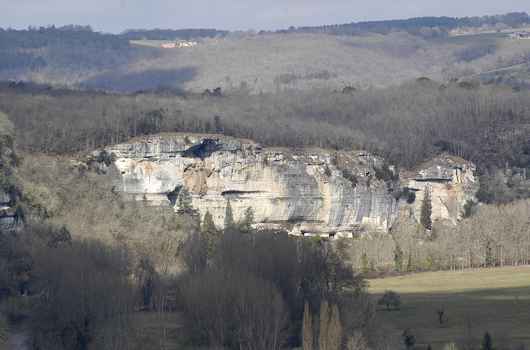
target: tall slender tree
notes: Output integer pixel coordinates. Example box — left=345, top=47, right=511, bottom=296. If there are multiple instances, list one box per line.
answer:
left=302, top=301, right=314, bottom=350
left=319, top=300, right=330, bottom=350
left=328, top=304, right=343, bottom=350
left=240, top=207, right=255, bottom=233
left=202, top=211, right=221, bottom=260
left=394, top=243, right=404, bottom=272
left=176, top=187, right=194, bottom=214
left=420, top=186, right=433, bottom=230
left=224, top=200, right=235, bottom=229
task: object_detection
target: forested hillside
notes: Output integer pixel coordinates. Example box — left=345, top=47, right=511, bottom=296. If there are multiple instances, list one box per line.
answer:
left=0, top=79, right=528, bottom=203
left=2, top=15, right=530, bottom=93
left=0, top=26, right=159, bottom=86
left=279, top=12, right=530, bottom=36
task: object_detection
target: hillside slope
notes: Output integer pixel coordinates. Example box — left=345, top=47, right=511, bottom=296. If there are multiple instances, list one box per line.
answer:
left=3, top=27, right=530, bottom=92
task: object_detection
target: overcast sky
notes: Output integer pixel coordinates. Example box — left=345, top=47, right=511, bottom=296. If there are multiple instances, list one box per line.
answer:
left=2, top=0, right=530, bottom=33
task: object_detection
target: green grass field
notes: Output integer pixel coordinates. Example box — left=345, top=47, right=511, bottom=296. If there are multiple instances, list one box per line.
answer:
left=368, top=267, right=530, bottom=349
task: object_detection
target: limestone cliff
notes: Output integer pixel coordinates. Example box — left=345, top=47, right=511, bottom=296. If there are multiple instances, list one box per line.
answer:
left=101, top=134, right=478, bottom=236
left=401, top=155, right=479, bottom=225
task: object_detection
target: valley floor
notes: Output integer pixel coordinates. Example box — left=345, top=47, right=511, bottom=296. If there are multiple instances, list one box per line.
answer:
left=368, top=266, right=530, bottom=349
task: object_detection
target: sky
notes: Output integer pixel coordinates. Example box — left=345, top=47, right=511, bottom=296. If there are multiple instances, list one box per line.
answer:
left=2, top=0, right=530, bottom=33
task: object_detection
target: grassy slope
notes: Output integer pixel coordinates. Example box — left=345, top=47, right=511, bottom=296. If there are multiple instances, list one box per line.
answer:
left=368, top=267, right=530, bottom=349
left=123, top=32, right=530, bottom=93
left=124, top=33, right=458, bottom=92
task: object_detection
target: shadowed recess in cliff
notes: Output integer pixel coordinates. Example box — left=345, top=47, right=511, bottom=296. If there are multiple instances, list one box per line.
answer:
left=221, top=190, right=266, bottom=199
left=182, top=139, right=222, bottom=159
left=80, top=67, right=197, bottom=93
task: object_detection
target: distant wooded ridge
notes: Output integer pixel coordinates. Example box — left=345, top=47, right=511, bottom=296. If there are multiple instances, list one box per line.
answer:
left=1, top=12, right=528, bottom=40
left=274, top=12, right=530, bottom=36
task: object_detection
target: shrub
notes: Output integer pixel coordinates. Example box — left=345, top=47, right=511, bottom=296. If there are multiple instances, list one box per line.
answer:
left=378, top=290, right=401, bottom=311
left=374, top=164, right=397, bottom=182
left=393, top=187, right=416, bottom=204
left=342, top=169, right=358, bottom=188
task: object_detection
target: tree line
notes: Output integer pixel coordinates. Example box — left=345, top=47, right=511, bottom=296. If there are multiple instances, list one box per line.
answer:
left=343, top=199, right=530, bottom=274
left=274, top=12, right=530, bottom=37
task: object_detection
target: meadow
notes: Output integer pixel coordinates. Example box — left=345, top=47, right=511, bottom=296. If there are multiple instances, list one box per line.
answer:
left=369, top=267, right=530, bottom=349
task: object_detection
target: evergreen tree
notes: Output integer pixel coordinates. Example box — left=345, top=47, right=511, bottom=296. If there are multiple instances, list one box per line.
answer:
left=176, top=187, right=194, bottom=214
left=302, top=302, right=313, bottom=350
left=394, top=243, right=404, bottom=272
left=240, top=206, right=255, bottom=233
left=481, top=332, right=494, bottom=350
left=420, top=186, right=433, bottom=230
left=202, top=211, right=221, bottom=260
left=224, top=200, right=235, bottom=229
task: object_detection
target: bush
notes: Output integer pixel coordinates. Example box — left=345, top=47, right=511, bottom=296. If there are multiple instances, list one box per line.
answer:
left=394, top=187, right=416, bottom=204
left=374, top=164, right=397, bottom=182
left=378, top=290, right=401, bottom=311
left=342, top=169, right=358, bottom=188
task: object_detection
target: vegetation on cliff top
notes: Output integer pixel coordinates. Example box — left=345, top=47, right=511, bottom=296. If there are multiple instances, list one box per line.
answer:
left=2, top=79, right=528, bottom=203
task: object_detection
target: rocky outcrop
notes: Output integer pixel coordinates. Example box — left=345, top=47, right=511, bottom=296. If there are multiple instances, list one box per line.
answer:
left=401, top=155, right=479, bottom=225
left=102, top=134, right=478, bottom=236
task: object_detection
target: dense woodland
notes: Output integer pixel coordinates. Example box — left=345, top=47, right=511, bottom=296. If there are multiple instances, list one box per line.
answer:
left=0, top=79, right=528, bottom=202
left=0, top=26, right=159, bottom=86
left=278, top=12, right=530, bottom=36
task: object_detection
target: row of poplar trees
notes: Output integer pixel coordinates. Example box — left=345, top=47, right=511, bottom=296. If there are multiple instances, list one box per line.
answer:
left=302, top=300, right=343, bottom=350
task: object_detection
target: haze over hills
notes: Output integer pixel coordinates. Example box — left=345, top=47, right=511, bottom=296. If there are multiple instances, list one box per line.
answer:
left=1, top=12, right=530, bottom=92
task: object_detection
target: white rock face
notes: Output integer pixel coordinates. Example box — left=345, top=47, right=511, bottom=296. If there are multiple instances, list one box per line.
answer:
left=103, top=134, right=478, bottom=235
left=402, top=155, right=479, bottom=224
